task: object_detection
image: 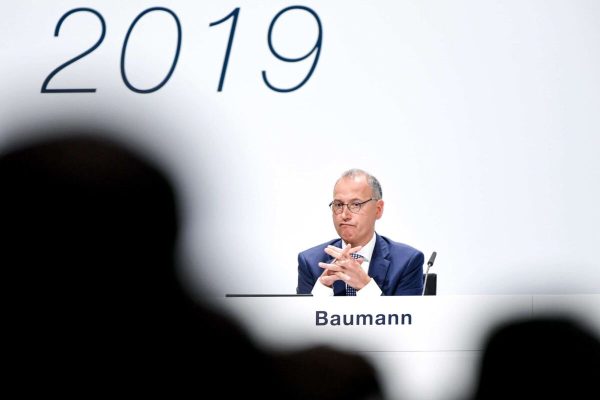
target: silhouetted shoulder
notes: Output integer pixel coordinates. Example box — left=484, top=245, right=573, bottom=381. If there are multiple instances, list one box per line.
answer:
left=472, top=316, right=600, bottom=400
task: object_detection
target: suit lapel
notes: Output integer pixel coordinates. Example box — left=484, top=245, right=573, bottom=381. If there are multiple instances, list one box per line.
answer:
left=368, top=234, right=390, bottom=289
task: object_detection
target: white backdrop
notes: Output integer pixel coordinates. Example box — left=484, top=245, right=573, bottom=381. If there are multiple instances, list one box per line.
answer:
left=2, top=0, right=599, bottom=298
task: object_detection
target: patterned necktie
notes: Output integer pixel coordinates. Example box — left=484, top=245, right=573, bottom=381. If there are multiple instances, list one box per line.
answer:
left=346, top=253, right=364, bottom=296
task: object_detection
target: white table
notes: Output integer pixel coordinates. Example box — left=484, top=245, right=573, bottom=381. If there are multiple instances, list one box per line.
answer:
left=217, top=294, right=600, bottom=400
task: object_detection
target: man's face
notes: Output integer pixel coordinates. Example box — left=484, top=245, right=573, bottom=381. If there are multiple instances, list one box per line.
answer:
left=331, top=175, right=384, bottom=247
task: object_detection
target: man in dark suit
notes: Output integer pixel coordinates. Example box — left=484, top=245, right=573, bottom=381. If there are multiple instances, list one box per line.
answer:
left=297, top=169, right=424, bottom=296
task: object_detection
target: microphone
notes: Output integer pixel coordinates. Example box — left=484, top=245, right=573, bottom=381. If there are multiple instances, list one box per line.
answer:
left=422, top=251, right=437, bottom=296
left=427, top=251, right=436, bottom=267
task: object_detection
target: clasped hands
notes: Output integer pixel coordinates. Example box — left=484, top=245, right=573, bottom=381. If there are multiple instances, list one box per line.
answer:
left=318, top=244, right=371, bottom=290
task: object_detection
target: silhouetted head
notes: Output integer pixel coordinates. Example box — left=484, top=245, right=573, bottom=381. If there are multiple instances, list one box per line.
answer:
left=1, top=129, right=184, bottom=330
left=1, top=128, right=290, bottom=397
left=473, top=316, right=600, bottom=399
left=273, top=345, right=384, bottom=400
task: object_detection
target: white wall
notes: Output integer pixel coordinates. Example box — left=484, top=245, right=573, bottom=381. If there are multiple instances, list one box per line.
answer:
left=2, top=1, right=599, bottom=298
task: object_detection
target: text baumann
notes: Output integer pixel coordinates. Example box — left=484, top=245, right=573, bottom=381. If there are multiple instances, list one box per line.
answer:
left=315, top=310, right=412, bottom=326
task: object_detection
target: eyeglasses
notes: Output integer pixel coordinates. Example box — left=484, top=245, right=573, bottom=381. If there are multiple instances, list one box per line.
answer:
left=329, top=198, right=376, bottom=214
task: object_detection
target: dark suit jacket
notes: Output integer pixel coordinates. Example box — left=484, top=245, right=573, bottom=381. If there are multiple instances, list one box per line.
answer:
left=297, top=234, right=424, bottom=296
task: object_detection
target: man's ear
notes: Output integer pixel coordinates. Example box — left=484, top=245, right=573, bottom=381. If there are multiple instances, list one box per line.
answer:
left=375, top=199, right=384, bottom=219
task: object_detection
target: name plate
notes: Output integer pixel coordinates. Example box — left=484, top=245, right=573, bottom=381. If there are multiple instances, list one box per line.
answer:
left=219, top=295, right=536, bottom=352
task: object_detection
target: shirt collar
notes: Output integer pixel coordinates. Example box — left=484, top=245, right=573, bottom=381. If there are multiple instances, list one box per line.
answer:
left=341, top=232, right=376, bottom=262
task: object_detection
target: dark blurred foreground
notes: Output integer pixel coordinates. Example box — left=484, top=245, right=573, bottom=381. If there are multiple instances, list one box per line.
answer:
left=1, top=128, right=383, bottom=399
left=4, top=127, right=597, bottom=400
left=471, top=316, right=600, bottom=400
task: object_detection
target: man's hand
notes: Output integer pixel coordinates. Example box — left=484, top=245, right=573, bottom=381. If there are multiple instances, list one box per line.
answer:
left=318, top=244, right=371, bottom=290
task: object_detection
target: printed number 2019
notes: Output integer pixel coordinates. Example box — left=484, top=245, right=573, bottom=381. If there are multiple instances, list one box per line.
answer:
left=40, top=6, right=322, bottom=94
